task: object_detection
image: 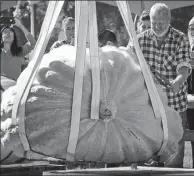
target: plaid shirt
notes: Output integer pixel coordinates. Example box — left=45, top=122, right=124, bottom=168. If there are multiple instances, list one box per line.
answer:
left=133, top=26, right=191, bottom=112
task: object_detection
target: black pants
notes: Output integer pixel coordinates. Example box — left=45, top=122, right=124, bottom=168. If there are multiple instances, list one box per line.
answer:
left=164, top=111, right=187, bottom=168
left=187, top=69, right=194, bottom=168
left=187, top=109, right=194, bottom=168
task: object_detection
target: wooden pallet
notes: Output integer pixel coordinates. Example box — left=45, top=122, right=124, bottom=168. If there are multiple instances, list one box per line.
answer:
left=42, top=166, right=194, bottom=176
left=188, top=94, right=194, bottom=109
left=0, top=161, right=66, bottom=176
left=1, top=162, right=194, bottom=176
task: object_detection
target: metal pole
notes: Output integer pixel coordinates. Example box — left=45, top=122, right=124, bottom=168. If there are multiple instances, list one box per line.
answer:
left=29, top=2, right=35, bottom=37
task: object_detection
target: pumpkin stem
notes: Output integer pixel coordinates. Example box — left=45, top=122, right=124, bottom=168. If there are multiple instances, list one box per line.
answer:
left=99, top=100, right=117, bottom=120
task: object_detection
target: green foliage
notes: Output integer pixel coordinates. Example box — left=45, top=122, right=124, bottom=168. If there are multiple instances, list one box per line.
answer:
left=171, top=6, right=194, bottom=34
left=1, top=1, right=194, bottom=49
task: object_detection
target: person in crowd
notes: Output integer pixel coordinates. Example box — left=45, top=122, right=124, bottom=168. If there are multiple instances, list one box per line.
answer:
left=187, top=16, right=194, bottom=169
left=188, top=17, right=194, bottom=53
left=127, top=10, right=151, bottom=49
left=137, top=10, right=151, bottom=34
left=0, top=18, right=36, bottom=82
left=50, top=17, right=75, bottom=50
left=98, top=29, right=118, bottom=47
left=128, top=3, right=191, bottom=168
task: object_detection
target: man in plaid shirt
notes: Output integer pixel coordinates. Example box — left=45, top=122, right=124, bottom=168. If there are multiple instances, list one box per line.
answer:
left=128, top=3, right=191, bottom=168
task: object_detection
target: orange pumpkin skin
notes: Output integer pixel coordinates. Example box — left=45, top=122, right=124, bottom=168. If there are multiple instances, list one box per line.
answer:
left=1, top=45, right=183, bottom=164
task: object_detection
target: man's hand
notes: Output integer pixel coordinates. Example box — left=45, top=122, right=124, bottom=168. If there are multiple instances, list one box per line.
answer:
left=170, top=66, right=190, bottom=93
left=170, top=79, right=182, bottom=94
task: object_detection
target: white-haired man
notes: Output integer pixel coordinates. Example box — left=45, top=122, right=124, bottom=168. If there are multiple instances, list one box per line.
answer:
left=128, top=3, right=191, bottom=168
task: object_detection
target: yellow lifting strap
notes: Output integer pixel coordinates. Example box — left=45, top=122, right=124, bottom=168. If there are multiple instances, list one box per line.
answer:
left=116, top=1, right=168, bottom=156
left=11, top=1, right=64, bottom=155
left=66, top=1, right=89, bottom=161
left=11, top=0, right=168, bottom=162
left=66, top=0, right=101, bottom=161
left=89, top=1, right=100, bottom=120
left=66, top=1, right=100, bottom=161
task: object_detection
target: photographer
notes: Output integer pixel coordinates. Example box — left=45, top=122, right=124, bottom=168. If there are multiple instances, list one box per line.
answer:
left=0, top=17, right=36, bottom=83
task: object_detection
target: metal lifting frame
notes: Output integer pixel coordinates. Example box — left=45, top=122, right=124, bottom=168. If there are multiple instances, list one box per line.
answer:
left=11, top=0, right=168, bottom=162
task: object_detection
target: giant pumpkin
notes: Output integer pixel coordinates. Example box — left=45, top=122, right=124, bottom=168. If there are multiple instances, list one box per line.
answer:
left=1, top=45, right=183, bottom=164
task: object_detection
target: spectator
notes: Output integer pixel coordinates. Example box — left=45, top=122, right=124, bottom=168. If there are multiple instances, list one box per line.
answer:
left=0, top=18, right=36, bottom=81
left=188, top=17, right=194, bottom=52
left=128, top=3, right=191, bottom=168
left=137, top=10, right=151, bottom=34
left=98, top=29, right=117, bottom=47
left=50, top=17, right=75, bottom=50
left=187, top=16, right=194, bottom=169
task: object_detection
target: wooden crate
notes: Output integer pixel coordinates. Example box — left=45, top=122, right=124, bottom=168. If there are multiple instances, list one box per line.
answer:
left=1, top=160, right=194, bottom=176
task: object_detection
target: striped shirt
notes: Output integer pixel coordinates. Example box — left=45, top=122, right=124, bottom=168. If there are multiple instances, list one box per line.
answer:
left=130, top=26, right=191, bottom=112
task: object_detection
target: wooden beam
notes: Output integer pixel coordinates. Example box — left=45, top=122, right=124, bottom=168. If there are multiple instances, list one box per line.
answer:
left=42, top=166, right=194, bottom=175
left=188, top=94, right=194, bottom=109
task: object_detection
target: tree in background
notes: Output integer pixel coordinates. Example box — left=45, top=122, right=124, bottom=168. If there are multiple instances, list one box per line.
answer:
left=1, top=1, right=194, bottom=49
left=171, top=6, right=194, bottom=34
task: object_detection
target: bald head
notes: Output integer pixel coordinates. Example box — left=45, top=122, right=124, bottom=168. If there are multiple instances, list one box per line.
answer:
left=150, top=3, right=171, bottom=22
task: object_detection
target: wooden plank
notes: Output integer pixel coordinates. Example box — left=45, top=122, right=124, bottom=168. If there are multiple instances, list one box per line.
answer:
left=184, top=130, right=194, bottom=142
left=0, top=161, right=50, bottom=169
left=43, top=166, right=194, bottom=176
left=187, top=94, right=194, bottom=109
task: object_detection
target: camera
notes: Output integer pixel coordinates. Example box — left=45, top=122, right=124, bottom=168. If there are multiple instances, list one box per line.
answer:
left=0, top=17, right=15, bottom=25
